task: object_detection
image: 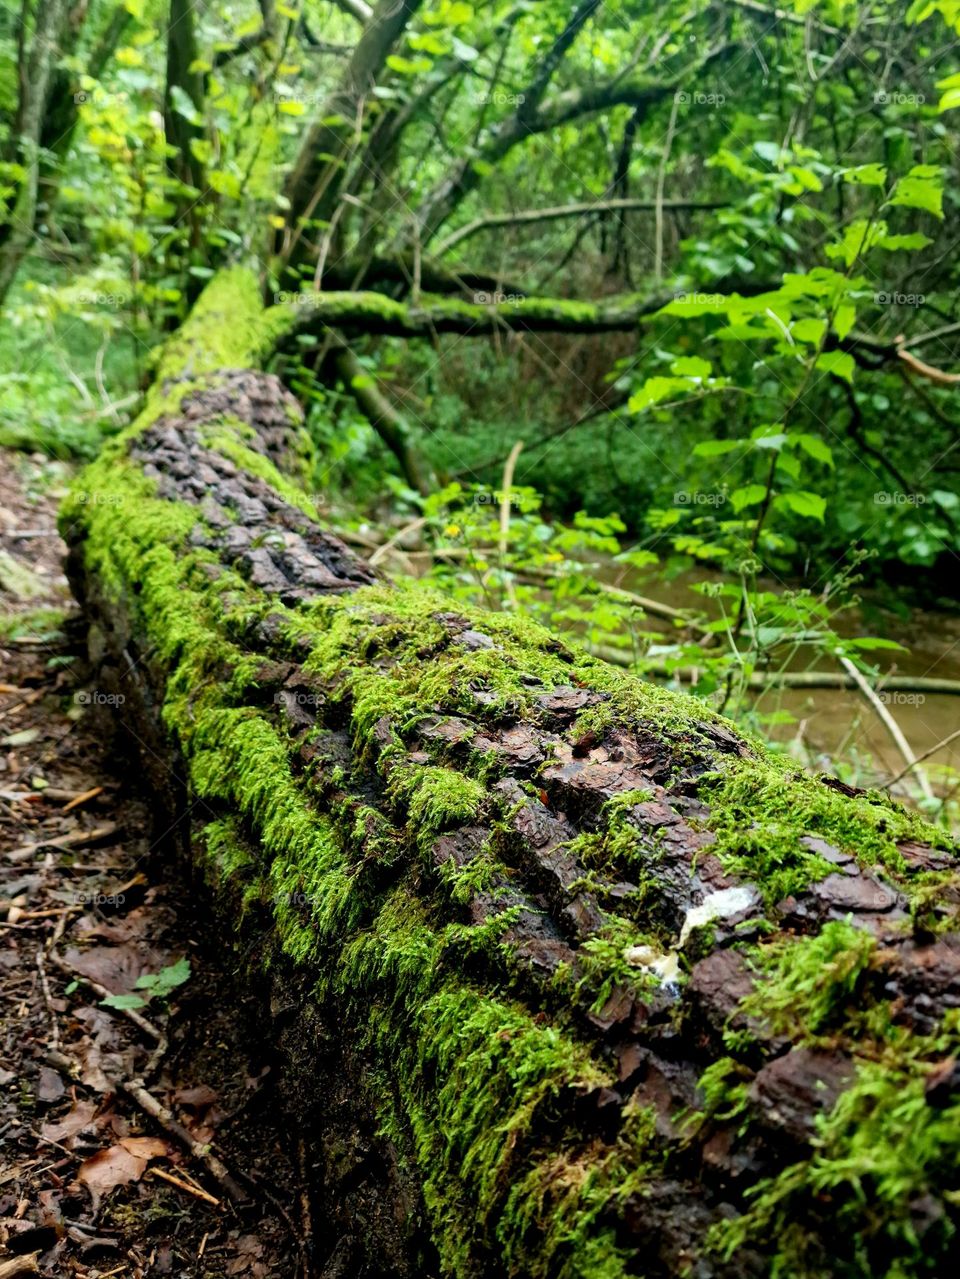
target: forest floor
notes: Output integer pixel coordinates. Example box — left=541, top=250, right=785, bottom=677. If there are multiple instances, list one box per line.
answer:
left=0, top=450, right=306, bottom=1279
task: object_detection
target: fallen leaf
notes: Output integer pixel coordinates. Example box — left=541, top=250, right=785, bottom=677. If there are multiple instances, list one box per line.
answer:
left=172, top=1084, right=218, bottom=1110
left=64, top=941, right=167, bottom=995
left=36, top=1066, right=65, bottom=1103
left=1, top=727, right=41, bottom=747
left=77, top=1136, right=169, bottom=1208
left=41, top=1099, right=99, bottom=1144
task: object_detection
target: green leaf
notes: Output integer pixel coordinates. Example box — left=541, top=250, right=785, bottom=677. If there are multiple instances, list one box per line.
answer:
left=792, top=317, right=826, bottom=345
left=424, top=1, right=473, bottom=24
left=169, top=84, right=202, bottom=126
left=751, top=429, right=788, bottom=450
left=778, top=490, right=826, bottom=521
left=877, top=232, right=933, bottom=251
left=889, top=167, right=944, bottom=218
left=670, top=356, right=712, bottom=378
left=234, top=15, right=263, bottom=37
left=628, top=376, right=689, bottom=412
left=135, top=957, right=191, bottom=1001
left=102, top=992, right=148, bottom=1010
left=730, top=484, right=768, bottom=513
left=833, top=304, right=856, bottom=341
left=692, top=439, right=741, bottom=458
left=787, top=165, right=823, bottom=193
left=816, top=350, right=854, bottom=383
left=386, top=54, right=433, bottom=74
left=208, top=169, right=241, bottom=198
left=793, top=434, right=834, bottom=468
left=408, top=32, right=449, bottom=54
left=847, top=637, right=908, bottom=651
left=839, top=163, right=887, bottom=186
left=825, top=219, right=882, bottom=267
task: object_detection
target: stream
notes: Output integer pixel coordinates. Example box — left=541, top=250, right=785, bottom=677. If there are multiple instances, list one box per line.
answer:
left=605, top=564, right=960, bottom=797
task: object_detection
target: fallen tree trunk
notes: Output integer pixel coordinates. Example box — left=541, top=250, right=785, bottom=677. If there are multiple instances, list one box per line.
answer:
left=61, top=270, right=960, bottom=1279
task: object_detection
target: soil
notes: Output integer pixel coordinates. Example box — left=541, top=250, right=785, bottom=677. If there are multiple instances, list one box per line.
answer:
left=0, top=450, right=307, bottom=1278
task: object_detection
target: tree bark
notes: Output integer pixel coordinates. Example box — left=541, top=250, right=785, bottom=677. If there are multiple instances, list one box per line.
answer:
left=61, top=269, right=960, bottom=1279
left=0, top=0, right=73, bottom=306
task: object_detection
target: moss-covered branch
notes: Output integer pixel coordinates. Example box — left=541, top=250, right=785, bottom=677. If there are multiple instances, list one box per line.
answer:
left=271, top=287, right=680, bottom=345
left=62, top=269, right=960, bottom=1279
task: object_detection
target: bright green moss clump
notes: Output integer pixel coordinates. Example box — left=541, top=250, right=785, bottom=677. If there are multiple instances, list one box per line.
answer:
left=698, top=754, right=946, bottom=906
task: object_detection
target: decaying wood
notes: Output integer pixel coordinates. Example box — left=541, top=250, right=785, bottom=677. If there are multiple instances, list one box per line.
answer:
left=60, top=271, right=960, bottom=1279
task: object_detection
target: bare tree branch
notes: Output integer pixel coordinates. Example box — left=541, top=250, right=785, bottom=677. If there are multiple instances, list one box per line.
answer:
left=412, top=42, right=741, bottom=244
left=435, top=198, right=728, bottom=257
left=276, top=0, right=425, bottom=270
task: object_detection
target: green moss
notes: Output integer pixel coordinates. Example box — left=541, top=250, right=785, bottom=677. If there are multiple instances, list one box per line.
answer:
left=64, top=268, right=960, bottom=1279
left=201, top=424, right=317, bottom=503
left=738, top=920, right=878, bottom=1042
left=693, top=1056, right=753, bottom=1126
left=498, top=1098, right=659, bottom=1279
left=389, top=762, right=485, bottom=837
left=709, top=1022, right=960, bottom=1275
left=696, top=754, right=946, bottom=906
left=696, top=920, right=960, bottom=1273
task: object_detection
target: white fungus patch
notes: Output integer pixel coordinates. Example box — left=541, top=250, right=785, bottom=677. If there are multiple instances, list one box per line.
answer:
left=678, top=884, right=758, bottom=948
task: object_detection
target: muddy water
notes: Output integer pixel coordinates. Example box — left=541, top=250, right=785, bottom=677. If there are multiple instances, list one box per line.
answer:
left=603, top=564, right=960, bottom=796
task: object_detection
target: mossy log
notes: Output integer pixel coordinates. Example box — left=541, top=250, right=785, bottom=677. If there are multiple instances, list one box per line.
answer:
left=62, top=270, right=960, bottom=1279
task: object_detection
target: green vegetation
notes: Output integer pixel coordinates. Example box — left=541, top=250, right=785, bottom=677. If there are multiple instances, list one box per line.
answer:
left=5, top=2, right=960, bottom=1274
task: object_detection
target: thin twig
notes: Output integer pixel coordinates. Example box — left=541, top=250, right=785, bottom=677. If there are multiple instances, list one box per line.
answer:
left=147, top=1166, right=221, bottom=1208
left=884, top=726, right=960, bottom=790
left=838, top=656, right=935, bottom=801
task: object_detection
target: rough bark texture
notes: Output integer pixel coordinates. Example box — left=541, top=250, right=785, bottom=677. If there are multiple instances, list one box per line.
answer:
left=61, top=270, right=960, bottom=1279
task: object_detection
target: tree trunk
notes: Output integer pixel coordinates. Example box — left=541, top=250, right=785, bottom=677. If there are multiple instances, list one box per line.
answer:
left=61, top=270, right=960, bottom=1279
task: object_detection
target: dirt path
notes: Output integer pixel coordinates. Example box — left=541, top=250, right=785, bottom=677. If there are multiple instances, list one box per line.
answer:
left=1, top=451, right=305, bottom=1278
